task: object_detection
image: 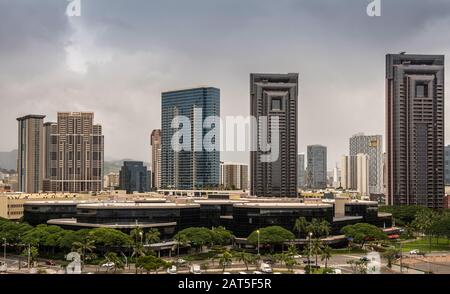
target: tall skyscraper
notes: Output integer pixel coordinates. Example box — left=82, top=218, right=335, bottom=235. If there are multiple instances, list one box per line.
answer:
left=220, top=162, right=248, bottom=190
left=332, top=164, right=340, bottom=188
left=445, top=146, right=450, bottom=186
left=386, top=53, right=445, bottom=208
left=17, top=115, right=45, bottom=193
left=306, top=145, right=327, bottom=189
left=151, top=129, right=161, bottom=189
left=250, top=73, right=298, bottom=197
left=341, top=155, right=349, bottom=190
left=43, top=112, right=104, bottom=192
left=349, top=133, right=383, bottom=194
left=161, top=87, right=220, bottom=190
left=356, top=153, right=369, bottom=196
left=297, top=153, right=305, bottom=188
left=119, top=161, right=150, bottom=193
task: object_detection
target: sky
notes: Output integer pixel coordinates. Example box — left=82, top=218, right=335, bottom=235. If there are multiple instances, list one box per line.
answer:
left=1, top=0, right=450, bottom=169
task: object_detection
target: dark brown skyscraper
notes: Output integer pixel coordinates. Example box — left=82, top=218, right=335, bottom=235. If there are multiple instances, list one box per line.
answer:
left=250, top=73, right=298, bottom=197
left=386, top=54, right=445, bottom=208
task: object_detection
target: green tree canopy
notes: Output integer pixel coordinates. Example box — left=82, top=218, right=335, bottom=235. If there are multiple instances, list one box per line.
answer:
left=21, top=224, right=65, bottom=247
left=210, top=226, right=233, bottom=245
left=174, top=227, right=213, bottom=250
left=247, top=226, right=295, bottom=247
left=89, top=228, right=133, bottom=248
left=341, top=223, right=386, bottom=247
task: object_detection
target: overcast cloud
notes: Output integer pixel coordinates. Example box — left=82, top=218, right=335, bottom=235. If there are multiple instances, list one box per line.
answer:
left=1, top=0, right=450, bottom=168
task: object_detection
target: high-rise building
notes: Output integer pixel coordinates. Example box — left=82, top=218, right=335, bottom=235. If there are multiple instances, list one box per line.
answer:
left=340, top=155, right=357, bottom=190
left=297, top=153, right=305, bottom=188
left=104, top=172, right=120, bottom=190
left=220, top=162, right=248, bottom=190
left=161, top=87, right=220, bottom=190
left=306, top=145, right=327, bottom=189
left=333, top=165, right=340, bottom=188
left=250, top=73, right=298, bottom=197
left=17, top=115, right=45, bottom=193
left=349, top=133, right=383, bottom=194
left=341, top=155, right=349, bottom=190
left=445, top=145, right=450, bottom=186
left=386, top=53, right=445, bottom=208
left=43, top=112, right=104, bottom=192
left=356, top=153, right=369, bottom=196
left=151, top=129, right=162, bottom=189
left=119, top=161, right=150, bottom=194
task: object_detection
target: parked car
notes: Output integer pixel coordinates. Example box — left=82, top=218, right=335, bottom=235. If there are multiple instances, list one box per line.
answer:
left=409, top=249, right=419, bottom=255
left=101, top=262, right=115, bottom=268
left=330, top=268, right=342, bottom=274
left=293, top=255, right=302, bottom=259
left=252, top=271, right=263, bottom=274
left=45, top=260, right=56, bottom=266
left=259, top=262, right=273, bottom=273
left=189, top=264, right=202, bottom=274
left=223, top=272, right=231, bottom=274
left=303, top=259, right=314, bottom=264
left=177, top=258, right=186, bottom=264
left=167, top=265, right=177, bottom=274
left=238, top=271, right=247, bottom=274
left=360, top=257, right=370, bottom=262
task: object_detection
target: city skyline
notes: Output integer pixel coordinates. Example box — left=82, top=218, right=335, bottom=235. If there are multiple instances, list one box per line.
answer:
left=1, top=1, right=450, bottom=168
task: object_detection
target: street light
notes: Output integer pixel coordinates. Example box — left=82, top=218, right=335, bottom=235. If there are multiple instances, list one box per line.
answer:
left=256, top=230, right=260, bottom=256
left=308, top=232, right=313, bottom=274
left=2, top=238, right=6, bottom=265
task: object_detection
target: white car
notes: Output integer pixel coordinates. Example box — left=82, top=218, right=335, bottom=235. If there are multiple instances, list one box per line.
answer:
left=177, top=258, right=186, bottom=264
left=167, top=265, right=177, bottom=274
left=330, top=269, right=342, bottom=274
left=223, top=272, right=231, bottom=274
left=252, top=271, right=263, bottom=274
left=293, top=255, right=302, bottom=259
left=238, top=271, right=247, bottom=274
left=409, top=249, right=419, bottom=255
left=101, top=262, right=115, bottom=268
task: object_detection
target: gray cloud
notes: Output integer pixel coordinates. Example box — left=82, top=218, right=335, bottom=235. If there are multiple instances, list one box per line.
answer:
left=1, top=0, right=450, bottom=169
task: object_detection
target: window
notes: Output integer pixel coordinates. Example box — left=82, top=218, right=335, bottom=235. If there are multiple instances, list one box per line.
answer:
left=271, top=98, right=282, bottom=110
left=415, top=83, right=428, bottom=98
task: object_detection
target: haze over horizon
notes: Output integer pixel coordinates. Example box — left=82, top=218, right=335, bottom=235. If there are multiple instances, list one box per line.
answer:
left=1, top=0, right=450, bottom=169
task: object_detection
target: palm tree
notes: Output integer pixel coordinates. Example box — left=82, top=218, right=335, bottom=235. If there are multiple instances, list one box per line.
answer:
left=102, top=252, right=124, bottom=274
left=311, top=238, right=323, bottom=266
left=293, top=217, right=309, bottom=238
left=382, top=247, right=400, bottom=269
left=71, top=238, right=96, bottom=268
left=174, top=234, right=190, bottom=256
left=286, top=244, right=298, bottom=257
left=320, top=245, right=332, bottom=268
left=219, top=250, right=233, bottom=273
left=319, top=220, right=331, bottom=238
left=145, top=228, right=160, bottom=245
left=130, top=226, right=144, bottom=245
left=235, top=252, right=254, bottom=271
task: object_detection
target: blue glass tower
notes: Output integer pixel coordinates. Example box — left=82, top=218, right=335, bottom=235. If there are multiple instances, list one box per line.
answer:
left=161, top=87, right=220, bottom=189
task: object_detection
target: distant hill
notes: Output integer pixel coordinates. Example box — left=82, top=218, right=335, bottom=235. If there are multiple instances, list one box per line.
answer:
left=104, top=159, right=151, bottom=174
left=0, top=150, right=17, bottom=171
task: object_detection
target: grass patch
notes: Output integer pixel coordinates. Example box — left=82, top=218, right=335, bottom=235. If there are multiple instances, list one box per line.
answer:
left=401, top=237, right=450, bottom=253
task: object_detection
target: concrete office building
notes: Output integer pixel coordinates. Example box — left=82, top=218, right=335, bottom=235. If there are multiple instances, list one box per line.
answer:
left=104, top=172, right=120, bottom=190
left=220, top=162, right=248, bottom=190
left=161, top=87, right=220, bottom=190
left=356, top=153, right=369, bottom=196
left=151, top=129, right=162, bottom=189
left=17, top=115, right=45, bottom=193
left=298, top=153, right=306, bottom=188
left=349, top=134, right=383, bottom=194
left=250, top=73, right=298, bottom=197
left=43, top=112, right=104, bottom=193
left=386, top=53, right=445, bottom=208
left=119, top=161, right=150, bottom=194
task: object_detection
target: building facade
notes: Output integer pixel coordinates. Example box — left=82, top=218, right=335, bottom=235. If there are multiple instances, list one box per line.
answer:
left=17, top=115, right=45, bottom=193
left=306, top=145, right=327, bottom=189
left=297, top=153, right=306, bottom=188
left=445, top=145, right=450, bottom=185
left=119, top=161, right=150, bottom=194
left=151, top=129, right=162, bottom=189
left=104, top=172, right=120, bottom=190
left=386, top=54, right=445, bottom=208
left=43, top=112, right=104, bottom=193
left=220, top=162, right=248, bottom=190
left=250, top=73, right=298, bottom=197
left=356, top=153, right=369, bottom=196
left=161, top=87, right=220, bottom=190
left=349, top=133, right=383, bottom=194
